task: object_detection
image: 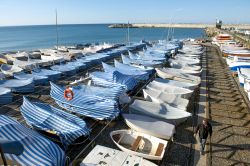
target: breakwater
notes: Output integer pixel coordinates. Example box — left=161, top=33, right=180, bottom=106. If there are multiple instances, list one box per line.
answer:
left=109, top=23, right=250, bottom=29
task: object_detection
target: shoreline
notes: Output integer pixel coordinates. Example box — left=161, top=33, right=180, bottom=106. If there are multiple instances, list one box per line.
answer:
left=109, top=23, right=250, bottom=29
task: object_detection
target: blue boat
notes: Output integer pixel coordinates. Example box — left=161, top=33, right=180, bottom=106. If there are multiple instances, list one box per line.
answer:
left=32, top=68, right=62, bottom=81
left=0, top=115, right=66, bottom=166
left=0, top=87, right=12, bottom=104
left=50, top=82, right=120, bottom=120
left=102, top=62, right=149, bottom=81
left=20, top=97, right=90, bottom=148
left=0, top=78, right=34, bottom=93
left=14, top=72, right=48, bottom=85
left=90, top=71, right=138, bottom=91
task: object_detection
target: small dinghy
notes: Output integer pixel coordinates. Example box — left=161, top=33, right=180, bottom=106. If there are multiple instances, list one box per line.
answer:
left=154, top=78, right=197, bottom=90
left=50, top=82, right=120, bottom=120
left=102, top=62, right=149, bottom=81
left=165, top=66, right=202, bottom=76
left=146, top=81, right=193, bottom=99
left=14, top=72, right=48, bottom=85
left=143, top=88, right=189, bottom=110
left=156, top=68, right=201, bottom=84
left=0, top=87, right=12, bottom=104
left=123, top=114, right=175, bottom=140
left=81, top=145, right=157, bottom=166
left=20, top=97, right=90, bottom=149
left=32, top=68, right=61, bottom=81
left=169, top=58, right=200, bottom=66
left=0, top=78, right=34, bottom=93
left=0, top=64, right=23, bottom=76
left=0, top=115, right=66, bottom=166
left=114, top=59, right=154, bottom=75
left=67, top=61, right=87, bottom=70
left=130, top=100, right=192, bottom=125
left=110, top=130, right=168, bottom=160
left=121, top=55, right=162, bottom=68
left=90, top=71, right=138, bottom=91
left=51, top=64, right=77, bottom=76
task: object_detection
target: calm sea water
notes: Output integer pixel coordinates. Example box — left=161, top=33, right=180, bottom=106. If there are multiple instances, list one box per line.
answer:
left=0, top=24, right=204, bottom=52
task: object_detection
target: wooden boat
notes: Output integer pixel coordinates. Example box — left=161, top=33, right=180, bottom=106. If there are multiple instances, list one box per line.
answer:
left=155, top=68, right=201, bottom=84
left=110, top=130, right=168, bottom=160
left=143, top=88, right=189, bottom=110
left=81, top=145, right=157, bottom=166
left=123, top=114, right=175, bottom=140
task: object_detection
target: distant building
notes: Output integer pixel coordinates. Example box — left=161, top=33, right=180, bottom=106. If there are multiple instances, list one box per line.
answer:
left=216, top=19, right=222, bottom=29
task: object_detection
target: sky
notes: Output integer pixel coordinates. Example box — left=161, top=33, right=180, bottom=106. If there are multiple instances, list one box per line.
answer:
left=0, top=0, right=249, bottom=26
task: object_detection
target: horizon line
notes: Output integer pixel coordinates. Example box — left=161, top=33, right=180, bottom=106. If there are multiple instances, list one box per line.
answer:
left=1, top=22, right=250, bottom=28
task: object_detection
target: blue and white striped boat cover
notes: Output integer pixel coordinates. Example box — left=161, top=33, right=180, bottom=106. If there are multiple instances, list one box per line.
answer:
left=32, top=68, right=61, bottom=81
left=73, top=84, right=125, bottom=101
left=20, top=97, right=90, bottom=149
left=0, top=87, right=12, bottom=104
left=0, top=115, right=66, bottom=166
left=102, top=62, right=149, bottom=81
left=90, top=71, right=138, bottom=91
left=114, top=60, right=154, bottom=75
left=0, top=78, right=34, bottom=93
left=14, top=72, right=49, bottom=85
left=50, top=82, right=120, bottom=120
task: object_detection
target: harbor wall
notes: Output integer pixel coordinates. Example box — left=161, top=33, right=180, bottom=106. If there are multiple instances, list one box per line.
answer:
left=109, top=23, right=250, bottom=29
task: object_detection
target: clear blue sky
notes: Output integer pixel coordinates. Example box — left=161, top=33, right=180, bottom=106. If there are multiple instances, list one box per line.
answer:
left=1, top=0, right=249, bottom=26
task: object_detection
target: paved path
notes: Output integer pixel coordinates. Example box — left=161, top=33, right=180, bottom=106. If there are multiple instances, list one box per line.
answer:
left=205, top=45, right=250, bottom=166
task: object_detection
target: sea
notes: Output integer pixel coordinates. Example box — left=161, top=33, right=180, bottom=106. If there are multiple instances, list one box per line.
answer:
left=0, top=24, right=205, bottom=53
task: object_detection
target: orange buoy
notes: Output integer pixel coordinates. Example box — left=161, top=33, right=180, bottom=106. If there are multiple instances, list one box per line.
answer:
left=64, top=87, right=74, bottom=101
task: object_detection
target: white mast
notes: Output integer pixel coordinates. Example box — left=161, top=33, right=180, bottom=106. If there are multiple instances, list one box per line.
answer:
left=55, top=9, right=59, bottom=50
left=127, top=21, right=130, bottom=45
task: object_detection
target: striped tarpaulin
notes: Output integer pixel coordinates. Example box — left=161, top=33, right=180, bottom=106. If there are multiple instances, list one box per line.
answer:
left=20, top=97, right=90, bottom=149
left=0, top=115, right=66, bottom=166
left=73, top=84, right=125, bottom=101
left=102, top=62, right=149, bottom=81
left=90, top=71, right=138, bottom=91
left=50, top=82, right=120, bottom=120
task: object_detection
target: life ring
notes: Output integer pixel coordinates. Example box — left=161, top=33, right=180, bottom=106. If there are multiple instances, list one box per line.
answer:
left=64, top=88, right=74, bottom=101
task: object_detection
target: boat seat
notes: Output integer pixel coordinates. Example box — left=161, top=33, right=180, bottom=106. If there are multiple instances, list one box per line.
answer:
left=112, top=134, right=121, bottom=143
left=155, top=143, right=164, bottom=156
left=131, top=136, right=142, bottom=151
left=112, top=134, right=125, bottom=144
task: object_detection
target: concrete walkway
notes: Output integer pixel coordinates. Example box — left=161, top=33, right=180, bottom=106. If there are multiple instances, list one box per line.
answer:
left=193, top=44, right=250, bottom=166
